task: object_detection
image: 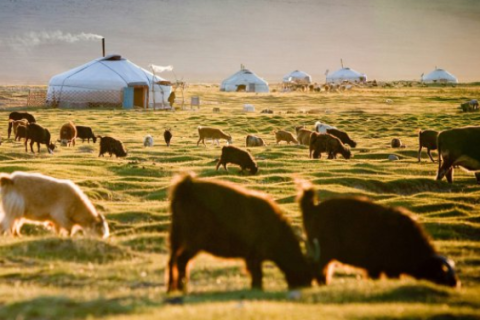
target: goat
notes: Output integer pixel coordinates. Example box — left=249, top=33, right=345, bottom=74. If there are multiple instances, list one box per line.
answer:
left=10, top=119, right=28, bottom=138
left=310, top=132, right=351, bottom=159
left=15, top=125, right=27, bottom=142
left=8, top=112, right=36, bottom=139
left=327, top=128, right=357, bottom=148
left=76, top=126, right=97, bottom=143
left=274, top=130, right=298, bottom=144
left=314, top=121, right=337, bottom=133
left=58, top=121, right=77, bottom=147
left=297, top=180, right=459, bottom=287
left=0, top=171, right=109, bottom=238
left=144, top=135, right=154, bottom=147
left=164, top=129, right=172, bottom=147
left=418, top=130, right=438, bottom=162
left=391, top=138, right=406, bottom=148
left=167, top=173, right=312, bottom=292
left=97, top=136, right=127, bottom=158
left=197, top=126, right=232, bottom=146
left=216, top=145, right=258, bottom=174
left=24, top=123, right=55, bottom=154
left=245, top=134, right=266, bottom=147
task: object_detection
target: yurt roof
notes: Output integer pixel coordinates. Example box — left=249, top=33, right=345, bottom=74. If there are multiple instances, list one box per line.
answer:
left=422, top=68, right=458, bottom=83
left=49, top=55, right=168, bottom=90
left=327, top=67, right=366, bottom=82
left=283, top=70, right=312, bottom=83
left=222, top=69, right=268, bottom=85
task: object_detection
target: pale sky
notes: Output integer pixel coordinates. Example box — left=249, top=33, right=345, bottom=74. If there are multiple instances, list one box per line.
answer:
left=0, top=0, right=479, bottom=84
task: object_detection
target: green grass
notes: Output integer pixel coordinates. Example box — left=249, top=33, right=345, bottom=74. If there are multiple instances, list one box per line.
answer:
left=0, top=84, right=479, bottom=319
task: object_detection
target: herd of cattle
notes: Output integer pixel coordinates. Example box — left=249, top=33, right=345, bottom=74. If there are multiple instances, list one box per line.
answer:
left=2, top=109, right=478, bottom=293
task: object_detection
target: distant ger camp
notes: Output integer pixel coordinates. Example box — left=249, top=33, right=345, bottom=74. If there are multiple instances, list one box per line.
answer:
left=422, top=68, right=458, bottom=84
left=220, top=67, right=269, bottom=93
left=47, top=55, right=172, bottom=109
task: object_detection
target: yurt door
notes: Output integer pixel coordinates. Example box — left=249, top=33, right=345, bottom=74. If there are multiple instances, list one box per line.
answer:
left=133, top=86, right=148, bottom=108
left=248, top=83, right=256, bottom=92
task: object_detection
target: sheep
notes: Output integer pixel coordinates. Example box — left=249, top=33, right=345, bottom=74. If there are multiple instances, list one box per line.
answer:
left=10, top=119, right=28, bottom=138
left=296, top=180, right=459, bottom=287
left=391, top=138, right=406, bottom=148
left=326, top=128, right=357, bottom=148
left=58, top=121, right=77, bottom=147
left=197, top=126, right=232, bottom=146
left=15, top=124, right=27, bottom=142
left=418, top=130, right=439, bottom=162
left=310, top=132, right=351, bottom=159
left=274, top=130, right=298, bottom=144
left=164, top=129, right=172, bottom=147
left=0, top=171, right=109, bottom=238
left=245, top=134, right=266, bottom=147
left=24, top=123, right=56, bottom=154
left=8, top=111, right=36, bottom=139
left=144, top=134, right=154, bottom=147
left=216, top=145, right=258, bottom=174
left=97, top=136, right=127, bottom=158
left=314, top=121, right=337, bottom=133
left=297, top=128, right=313, bottom=146
left=76, top=126, right=97, bottom=143
left=167, top=173, right=312, bottom=292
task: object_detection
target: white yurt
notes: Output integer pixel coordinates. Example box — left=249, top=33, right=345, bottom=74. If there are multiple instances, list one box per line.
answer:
left=326, top=67, right=367, bottom=84
left=47, top=54, right=172, bottom=109
left=422, top=68, right=458, bottom=84
left=220, top=68, right=269, bottom=93
left=283, top=70, right=312, bottom=84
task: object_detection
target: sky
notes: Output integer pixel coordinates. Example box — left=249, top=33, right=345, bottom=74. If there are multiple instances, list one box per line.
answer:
left=0, top=0, right=479, bottom=85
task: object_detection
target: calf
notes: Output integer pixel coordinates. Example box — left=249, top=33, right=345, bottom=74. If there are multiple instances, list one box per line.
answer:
left=98, top=136, right=128, bottom=158
left=436, top=126, right=480, bottom=183
left=310, top=132, right=351, bottom=159
left=167, top=173, right=312, bottom=292
left=164, top=129, right=172, bottom=147
left=326, top=128, right=357, bottom=148
left=24, top=123, right=55, bottom=154
left=216, top=145, right=258, bottom=174
left=76, top=126, right=97, bottom=143
left=418, top=130, right=438, bottom=162
left=297, top=128, right=313, bottom=146
left=197, top=126, right=232, bottom=146
left=8, top=111, right=36, bottom=139
left=59, top=121, right=77, bottom=147
left=274, top=130, right=298, bottom=144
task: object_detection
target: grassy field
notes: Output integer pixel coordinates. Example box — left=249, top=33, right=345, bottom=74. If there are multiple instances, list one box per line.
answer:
left=0, top=84, right=479, bottom=319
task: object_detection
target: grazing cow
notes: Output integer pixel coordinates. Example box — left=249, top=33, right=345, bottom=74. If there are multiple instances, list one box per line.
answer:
left=76, top=126, right=97, bottom=143
left=297, top=129, right=313, bottom=146
left=297, top=180, right=459, bottom=287
left=98, top=136, right=127, bottom=158
left=24, top=123, right=55, bottom=154
left=58, top=121, right=77, bottom=147
left=0, top=171, right=109, bottom=238
left=15, top=125, right=27, bottom=142
left=164, top=129, right=172, bottom=147
left=436, top=126, right=480, bottom=183
left=326, top=128, right=357, bottom=148
left=197, top=126, right=232, bottom=146
left=310, top=132, right=351, bottom=159
left=418, top=130, right=439, bottom=162
left=8, top=112, right=36, bottom=139
left=167, top=173, right=312, bottom=292
left=216, top=145, right=258, bottom=174
left=274, top=130, right=298, bottom=144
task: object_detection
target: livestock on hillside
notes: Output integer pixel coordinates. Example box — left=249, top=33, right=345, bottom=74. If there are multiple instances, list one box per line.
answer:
left=76, top=126, right=97, bottom=143
left=59, top=121, right=77, bottom=147
left=314, top=121, right=337, bottom=133
left=418, top=130, right=439, bottom=162
left=167, top=173, right=312, bottom=292
left=436, top=126, right=480, bottom=183
left=164, top=129, right=172, bottom=147
left=8, top=112, right=36, bottom=139
left=297, top=128, right=313, bottom=146
left=98, top=136, right=127, bottom=158
left=10, top=119, right=28, bottom=138
left=0, top=171, right=109, bottom=238
left=15, top=124, right=27, bottom=142
left=216, top=145, right=258, bottom=174
left=310, top=132, right=351, bottom=159
left=197, top=126, right=232, bottom=146
left=245, top=134, right=266, bottom=147
left=24, top=123, right=55, bottom=154
left=326, top=128, right=357, bottom=148
left=274, top=130, right=298, bottom=144
left=297, top=180, right=459, bottom=287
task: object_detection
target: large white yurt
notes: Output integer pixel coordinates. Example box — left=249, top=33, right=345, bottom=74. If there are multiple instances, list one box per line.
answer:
left=47, top=54, right=172, bottom=109
left=422, top=68, right=458, bottom=84
left=220, top=68, right=269, bottom=92
left=326, top=67, right=367, bottom=84
left=283, top=70, right=312, bottom=84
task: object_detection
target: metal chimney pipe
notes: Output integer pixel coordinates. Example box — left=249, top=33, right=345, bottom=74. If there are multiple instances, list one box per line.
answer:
left=102, top=38, right=105, bottom=57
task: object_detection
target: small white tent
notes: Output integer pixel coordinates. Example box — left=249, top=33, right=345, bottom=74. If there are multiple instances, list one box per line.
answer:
left=47, top=55, right=172, bottom=109
left=422, top=68, right=458, bottom=84
left=326, top=67, right=367, bottom=84
left=220, top=69, right=269, bottom=93
left=283, top=70, right=312, bottom=84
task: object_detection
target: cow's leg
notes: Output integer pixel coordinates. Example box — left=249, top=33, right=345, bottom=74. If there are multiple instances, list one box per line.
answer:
left=417, top=146, right=423, bottom=162
left=246, top=258, right=263, bottom=290
left=427, top=149, right=435, bottom=162
left=446, top=167, right=454, bottom=183
left=176, top=249, right=197, bottom=292
left=436, top=156, right=454, bottom=182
